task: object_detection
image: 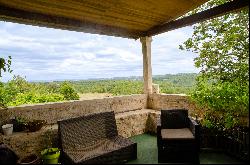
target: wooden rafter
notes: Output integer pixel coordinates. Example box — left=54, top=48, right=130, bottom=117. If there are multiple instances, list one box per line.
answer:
left=0, top=4, right=145, bottom=39
left=146, top=0, right=249, bottom=37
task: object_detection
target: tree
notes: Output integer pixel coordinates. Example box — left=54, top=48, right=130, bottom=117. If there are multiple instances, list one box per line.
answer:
left=0, top=56, right=12, bottom=78
left=179, top=0, right=249, bottom=128
left=59, top=81, right=80, bottom=100
left=0, top=56, right=12, bottom=108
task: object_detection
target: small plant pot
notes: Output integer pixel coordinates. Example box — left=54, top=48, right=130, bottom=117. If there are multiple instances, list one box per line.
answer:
left=41, top=148, right=60, bottom=164
left=27, top=120, right=46, bottom=132
left=17, top=154, right=40, bottom=164
left=2, top=124, right=13, bottom=135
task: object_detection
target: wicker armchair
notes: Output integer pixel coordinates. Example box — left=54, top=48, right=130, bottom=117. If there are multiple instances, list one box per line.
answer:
left=157, top=109, right=200, bottom=164
left=58, top=111, right=137, bottom=164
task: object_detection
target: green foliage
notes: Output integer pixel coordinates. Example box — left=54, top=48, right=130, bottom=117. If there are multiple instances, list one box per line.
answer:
left=180, top=0, right=249, bottom=128
left=1, top=75, right=32, bottom=106
left=0, top=74, right=197, bottom=107
left=192, top=80, right=248, bottom=114
left=71, top=80, right=143, bottom=95
left=153, top=73, right=197, bottom=94
left=180, top=1, right=249, bottom=82
left=59, top=81, right=79, bottom=100
left=0, top=56, right=12, bottom=108
left=201, top=110, right=240, bottom=130
left=15, top=116, right=28, bottom=124
left=0, top=56, right=12, bottom=77
left=0, top=76, right=72, bottom=106
left=7, top=92, right=64, bottom=106
left=71, top=73, right=197, bottom=96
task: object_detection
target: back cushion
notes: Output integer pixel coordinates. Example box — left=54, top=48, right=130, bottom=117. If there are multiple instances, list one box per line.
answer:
left=161, top=109, right=189, bottom=129
left=59, top=111, right=117, bottom=150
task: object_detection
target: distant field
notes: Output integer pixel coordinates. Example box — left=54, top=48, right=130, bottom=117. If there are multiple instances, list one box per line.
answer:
left=78, top=93, right=113, bottom=100
left=71, top=73, right=198, bottom=96
left=1, top=73, right=198, bottom=106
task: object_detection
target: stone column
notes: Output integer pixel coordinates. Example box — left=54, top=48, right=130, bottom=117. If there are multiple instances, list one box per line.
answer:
left=140, top=36, right=152, bottom=94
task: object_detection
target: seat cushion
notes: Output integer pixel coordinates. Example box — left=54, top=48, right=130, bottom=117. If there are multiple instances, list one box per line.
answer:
left=161, top=128, right=194, bottom=140
left=64, top=136, right=135, bottom=163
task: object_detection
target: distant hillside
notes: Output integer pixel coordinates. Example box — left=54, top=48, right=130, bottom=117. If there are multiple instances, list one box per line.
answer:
left=110, top=73, right=198, bottom=87
left=66, top=73, right=199, bottom=95
left=153, top=73, right=198, bottom=87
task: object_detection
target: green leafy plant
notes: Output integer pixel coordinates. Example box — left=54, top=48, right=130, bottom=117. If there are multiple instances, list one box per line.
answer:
left=0, top=56, right=12, bottom=78
left=41, top=127, right=60, bottom=164
left=11, top=116, right=29, bottom=132
left=179, top=0, right=249, bottom=129
left=0, top=56, right=12, bottom=108
left=59, top=81, right=79, bottom=100
left=7, top=92, right=64, bottom=106
left=41, top=147, right=60, bottom=164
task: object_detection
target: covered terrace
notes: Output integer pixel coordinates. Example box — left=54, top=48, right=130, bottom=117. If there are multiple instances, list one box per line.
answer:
left=0, top=0, right=248, bottom=164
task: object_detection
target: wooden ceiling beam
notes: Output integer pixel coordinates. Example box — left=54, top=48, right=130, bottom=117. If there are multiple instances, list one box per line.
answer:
left=146, top=0, right=249, bottom=37
left=0, top=4, right=145, bottom=39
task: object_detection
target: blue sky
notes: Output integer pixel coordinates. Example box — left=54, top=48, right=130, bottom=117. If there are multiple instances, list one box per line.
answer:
left=0, top=21, right=199, bottom=82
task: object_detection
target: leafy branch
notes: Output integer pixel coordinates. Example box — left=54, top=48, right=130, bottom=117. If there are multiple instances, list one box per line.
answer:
left=0, top=56, right=12, bottom=77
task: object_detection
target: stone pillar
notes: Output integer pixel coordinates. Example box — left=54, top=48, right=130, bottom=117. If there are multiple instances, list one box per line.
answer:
left=140, top=36, right=152, bottom=94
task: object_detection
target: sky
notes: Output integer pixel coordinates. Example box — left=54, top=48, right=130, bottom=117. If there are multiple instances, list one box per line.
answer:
left=0, top=21, right=200, bottom=82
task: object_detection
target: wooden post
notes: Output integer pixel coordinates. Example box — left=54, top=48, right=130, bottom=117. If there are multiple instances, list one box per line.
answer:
left=140, top=36, right=152, bottom=94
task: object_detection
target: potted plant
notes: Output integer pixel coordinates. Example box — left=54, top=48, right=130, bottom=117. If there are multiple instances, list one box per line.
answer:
left=11, top=117, right=28, bottom=132
left=27, top=120, right=46, bottom=132
left=41, top=128, right=60, bottom=164
left=41, top=148, right=60, bottom=164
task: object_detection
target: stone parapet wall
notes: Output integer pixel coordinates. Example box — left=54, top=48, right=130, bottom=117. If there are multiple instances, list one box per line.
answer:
left=116, top=109, right=159, bottom=138
left=0, top=94, right=202, bottom=159
left=2, top=94, right=147, bottom=124
left=148, top=94, right=200, bottom=116
left=1, top=109, right=158, bottom=159
left=1, top=94, right=198, bottom=126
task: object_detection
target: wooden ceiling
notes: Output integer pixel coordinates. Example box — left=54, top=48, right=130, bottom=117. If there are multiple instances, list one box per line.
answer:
left=0, top=0, right=248, bottom=39
left=0, top=0, right=208, bottom=38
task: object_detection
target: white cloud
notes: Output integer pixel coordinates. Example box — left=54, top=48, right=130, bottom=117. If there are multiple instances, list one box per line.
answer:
left=0, top=21, right=199, bottom=82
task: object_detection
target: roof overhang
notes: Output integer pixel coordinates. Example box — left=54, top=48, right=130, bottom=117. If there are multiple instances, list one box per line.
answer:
left=0, top=0, right=248, bottom=39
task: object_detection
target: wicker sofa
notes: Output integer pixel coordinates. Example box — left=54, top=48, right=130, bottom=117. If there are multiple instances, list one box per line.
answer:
left=157, top=109, right=200, bottom=164
left=58, top=111, right=137, bottom=164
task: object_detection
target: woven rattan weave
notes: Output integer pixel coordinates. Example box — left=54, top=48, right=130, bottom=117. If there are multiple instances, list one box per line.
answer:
left=58, top=111, right=137, bottom=164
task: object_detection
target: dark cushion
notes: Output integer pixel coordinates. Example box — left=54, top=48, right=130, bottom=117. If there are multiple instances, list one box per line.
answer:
left=0, top=143, right=19, bottom=164
left=161, top=109, right=189, bottom=129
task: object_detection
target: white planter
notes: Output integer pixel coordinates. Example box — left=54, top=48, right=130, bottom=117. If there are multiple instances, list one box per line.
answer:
left=2, top=124, right=13, bottom=136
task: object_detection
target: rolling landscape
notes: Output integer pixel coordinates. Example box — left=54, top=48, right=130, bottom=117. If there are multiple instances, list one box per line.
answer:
left=0, top=73, right=198, bottom=106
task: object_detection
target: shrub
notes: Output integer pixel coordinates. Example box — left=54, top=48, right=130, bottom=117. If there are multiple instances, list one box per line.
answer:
left=59, top=82, right=79, bottom=100
left=7, top=92, right=64, bottom=106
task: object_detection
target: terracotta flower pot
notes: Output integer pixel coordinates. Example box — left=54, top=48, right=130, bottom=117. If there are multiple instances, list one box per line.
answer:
left=17, top=154, right=40, bottom=164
